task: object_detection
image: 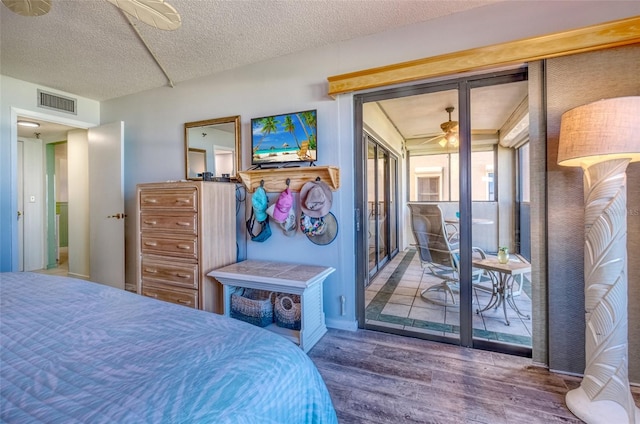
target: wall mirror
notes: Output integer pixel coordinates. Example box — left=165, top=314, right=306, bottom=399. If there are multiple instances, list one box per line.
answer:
left=184, top=115, right=241, bottom=181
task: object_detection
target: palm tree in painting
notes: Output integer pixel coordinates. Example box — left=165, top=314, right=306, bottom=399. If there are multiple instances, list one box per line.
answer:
left=253, top=117, right=278, bottom=152
left=283, top=115, right=301, bottom=149
left=294, top=111, right=317, bottom=149
left=300, top=111, right=317, bottom=149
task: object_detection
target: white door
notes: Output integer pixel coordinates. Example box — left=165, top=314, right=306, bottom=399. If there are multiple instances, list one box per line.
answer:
left=88, top=122, right=125, bottom=289
left=20, top=138, right=45, bottom=271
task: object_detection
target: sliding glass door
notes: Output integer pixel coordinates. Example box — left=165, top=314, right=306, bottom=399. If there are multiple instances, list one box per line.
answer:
left=470, top=76, right=532, bottom=352
left=366, top=134, right=399, bottom=279
left=357, top=68, right=531, bottom=354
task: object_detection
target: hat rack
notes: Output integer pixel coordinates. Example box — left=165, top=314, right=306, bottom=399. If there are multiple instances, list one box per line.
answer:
left=238, top=165, right=340, bottom=193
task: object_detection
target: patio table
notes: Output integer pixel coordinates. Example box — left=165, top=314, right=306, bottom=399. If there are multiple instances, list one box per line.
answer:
left=472, top=256, right=531, bottom=326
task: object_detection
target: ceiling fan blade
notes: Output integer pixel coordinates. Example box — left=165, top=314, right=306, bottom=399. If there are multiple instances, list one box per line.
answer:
left=106, top=0, right=181, bottom=30
left=420, top=134, right=445, bottom=145
left=1, top=0, right=50, bottom=16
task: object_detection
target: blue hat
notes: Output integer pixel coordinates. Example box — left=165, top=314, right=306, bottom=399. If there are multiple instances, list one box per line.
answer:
left=251, top=186, right=268, bottom=222
left=246, top=211, right=272, bottom=242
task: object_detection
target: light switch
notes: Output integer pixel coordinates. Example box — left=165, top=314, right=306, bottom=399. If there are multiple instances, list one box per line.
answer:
left=29, top=195, right=36, bottom=203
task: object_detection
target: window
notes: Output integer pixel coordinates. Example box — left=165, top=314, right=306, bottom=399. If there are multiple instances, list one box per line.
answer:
left=409, top=149, right=496, bottom=201
left=486, top=172, right=495, bottom=200
left=417, top=176, right=440, bottom=201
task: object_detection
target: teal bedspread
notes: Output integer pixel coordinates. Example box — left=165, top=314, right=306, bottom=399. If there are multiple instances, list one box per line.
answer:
left=1, top=272, right=337, bottom=423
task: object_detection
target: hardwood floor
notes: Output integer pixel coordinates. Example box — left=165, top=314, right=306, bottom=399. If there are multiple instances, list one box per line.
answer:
left=34, top=247, right=68, bottom=277
left=309, top=329, right=640, bottom=424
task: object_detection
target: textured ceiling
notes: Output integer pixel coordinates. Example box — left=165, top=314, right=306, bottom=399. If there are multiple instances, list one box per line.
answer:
left=1, top=0, right=499, bottom=102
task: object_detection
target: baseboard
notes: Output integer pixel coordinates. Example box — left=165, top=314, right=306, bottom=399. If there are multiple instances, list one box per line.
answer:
left=325, top=317, right=358, bottom=331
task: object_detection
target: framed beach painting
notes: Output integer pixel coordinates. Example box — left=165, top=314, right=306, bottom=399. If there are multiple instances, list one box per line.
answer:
left=251, top=110, right=317, bottom=166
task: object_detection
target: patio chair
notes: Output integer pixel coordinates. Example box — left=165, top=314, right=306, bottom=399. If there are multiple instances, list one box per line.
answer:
left=408, top=203, right=486, bottom=306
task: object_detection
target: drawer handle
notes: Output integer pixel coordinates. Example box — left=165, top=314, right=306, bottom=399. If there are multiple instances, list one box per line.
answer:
left=175, top=199, right=191, bottom=204
left=143, top=198, right=158, bottom=204
left=144, top=241, right=158, bottom=247
left=176, top=273, right=190, bottom=279
left=145, top=292, right=158, bottom=298
left=144, top=268, right=158, bottom=274
left=144, top=220, right=157, bottom=225
left=177, top=244, right=191, bottom=250
left=176, top=299, right=191, bottom=305
left=176, top=222, right=191, bottom=227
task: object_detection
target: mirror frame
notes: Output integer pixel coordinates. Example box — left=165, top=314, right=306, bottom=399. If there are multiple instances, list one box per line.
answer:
left=184, top=115, right=241, bottom=181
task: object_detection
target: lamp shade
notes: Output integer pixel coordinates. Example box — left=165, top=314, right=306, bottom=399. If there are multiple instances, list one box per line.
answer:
left=557, top=96, right=640, bottom=167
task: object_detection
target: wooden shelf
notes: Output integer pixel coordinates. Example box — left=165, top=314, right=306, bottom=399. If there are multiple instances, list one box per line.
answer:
left=238, top=166, right=340, bottom=193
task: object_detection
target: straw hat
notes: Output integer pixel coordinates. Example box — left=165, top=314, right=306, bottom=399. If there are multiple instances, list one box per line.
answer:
left=300, top=180, right=332, bottom=218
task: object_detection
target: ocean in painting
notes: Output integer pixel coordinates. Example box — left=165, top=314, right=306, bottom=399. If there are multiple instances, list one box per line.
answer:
left=254, top=147, right=297, bottom=156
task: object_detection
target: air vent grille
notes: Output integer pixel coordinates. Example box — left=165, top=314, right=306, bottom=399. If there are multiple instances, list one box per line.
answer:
left=37, top=89, right=77, bottom=115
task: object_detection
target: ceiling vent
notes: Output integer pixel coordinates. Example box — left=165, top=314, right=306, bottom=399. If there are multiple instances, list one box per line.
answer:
left=37, top=89, right=77, bottom=115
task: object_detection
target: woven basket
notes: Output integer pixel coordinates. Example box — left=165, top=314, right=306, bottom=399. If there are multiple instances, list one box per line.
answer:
left=230, top=289, right=274, bottom=327
left=274, top=294, right=301, bottom=330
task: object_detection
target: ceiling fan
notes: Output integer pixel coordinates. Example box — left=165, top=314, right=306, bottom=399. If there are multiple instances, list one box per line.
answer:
left=422, top=106, right=459, bottom=148
left=1, top=0, right=181, bottom=30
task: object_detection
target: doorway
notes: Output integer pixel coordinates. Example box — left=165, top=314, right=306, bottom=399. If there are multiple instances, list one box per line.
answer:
left=14, top=114, right=126, bottom=288
left=16, top=115, right=78, bottom=275
left=356, top=68, right=533, bottom=355
left=46, top=142, right=69, bottom=274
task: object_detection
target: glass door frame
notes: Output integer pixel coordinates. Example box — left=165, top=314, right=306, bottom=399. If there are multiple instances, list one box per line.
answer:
left=355, top=68, right=530, bottom=355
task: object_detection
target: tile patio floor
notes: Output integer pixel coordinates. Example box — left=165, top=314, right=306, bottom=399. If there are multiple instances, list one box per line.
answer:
left=365, top=249, right=533, bottom=347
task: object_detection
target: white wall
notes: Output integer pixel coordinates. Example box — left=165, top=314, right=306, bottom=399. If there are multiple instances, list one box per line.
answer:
left=0, top=75, right=100, bottom=272
left=55, top=143, right=68, bottom=202
left=99, top=1, right=640, bottom=330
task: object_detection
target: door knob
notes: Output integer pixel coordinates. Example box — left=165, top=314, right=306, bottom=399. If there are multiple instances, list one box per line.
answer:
left=107, top=213, right=127, bottom=219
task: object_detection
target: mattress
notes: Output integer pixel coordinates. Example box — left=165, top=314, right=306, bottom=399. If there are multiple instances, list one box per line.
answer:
left=0, top=272, right=337, bottom=423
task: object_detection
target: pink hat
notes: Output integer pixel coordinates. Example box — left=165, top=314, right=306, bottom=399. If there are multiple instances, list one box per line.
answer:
left=273, top=188, right=293, bottom=222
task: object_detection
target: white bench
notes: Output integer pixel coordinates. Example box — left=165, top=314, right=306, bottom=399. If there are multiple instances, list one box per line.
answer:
left=208, top=260, right=335, bottom=352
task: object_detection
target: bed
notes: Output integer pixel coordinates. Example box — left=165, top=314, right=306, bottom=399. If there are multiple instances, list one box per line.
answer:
left=0, top=272, right=338, bottom=423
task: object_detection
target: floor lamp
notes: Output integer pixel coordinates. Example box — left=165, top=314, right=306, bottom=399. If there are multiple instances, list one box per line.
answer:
left=557, top=96, right=640, bottom=424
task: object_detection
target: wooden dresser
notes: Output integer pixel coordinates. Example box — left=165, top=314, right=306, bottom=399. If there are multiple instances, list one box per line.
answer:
left=136, top=181, right=236, bottom=313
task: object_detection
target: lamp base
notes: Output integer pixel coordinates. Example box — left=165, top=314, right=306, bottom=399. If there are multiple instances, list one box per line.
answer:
left=566, top=386, right=639, bottom=424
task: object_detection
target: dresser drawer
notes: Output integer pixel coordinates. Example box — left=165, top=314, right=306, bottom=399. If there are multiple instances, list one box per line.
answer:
left=141, top=283, right=198, bottom=308
left=140, top=188, right=198, bottom=212
left=141, top=235, right=198, bottom=260
left=141, top=259, right=198, bottom=289
left=140, top=213, right=197, bottom=234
